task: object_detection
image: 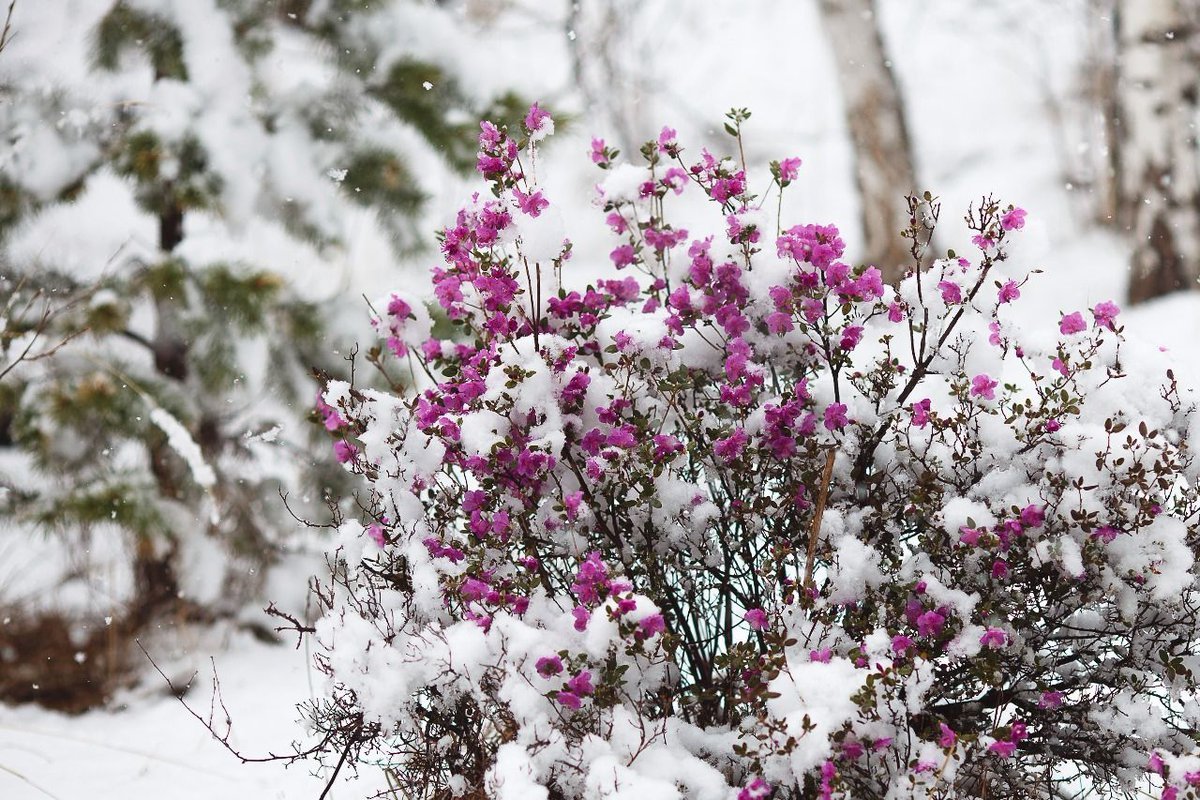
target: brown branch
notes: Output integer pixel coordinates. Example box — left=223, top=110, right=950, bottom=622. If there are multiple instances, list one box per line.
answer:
left=804, top=448, right=837, bottom=590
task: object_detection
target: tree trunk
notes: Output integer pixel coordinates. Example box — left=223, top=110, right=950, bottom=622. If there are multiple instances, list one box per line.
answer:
left=1115, top=0, right=1200, bottom=303
left=818, top=0, right=918, bottom=283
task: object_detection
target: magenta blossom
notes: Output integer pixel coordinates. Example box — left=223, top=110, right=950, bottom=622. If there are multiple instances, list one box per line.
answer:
left=536, top=655, right=563, bottom=677
left=1093, top=300, right=1120, bottom=330
left=555, top=690, right=581, bottom=709
left=939, top=723, right=957, bottom=748
left=745, top=608, right=769, bottom=631
left=1000, top=206, right=1027, bottom=231
left=980, top=627, right=1008, bottom=649
left=566, top=670, right=594, bottom=696
left=938, top=281, right=962, bottom=305
left=1059, top=311, right=1086, bottom=335
left=971, top=374, right=999, bottom=400
left=778, top=157, right=802, bottom=183
left=998, top=280, right=1021, bottom=304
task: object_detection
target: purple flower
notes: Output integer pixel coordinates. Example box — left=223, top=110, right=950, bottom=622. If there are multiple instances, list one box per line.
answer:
left=1039, top=690, right=1063, bottom=709
left=461, top=577, right=490, bottom=602
left=366, top=524, right=386, bottom=548
left=809, top=648, right=833, bottom=663
left=823, top=403, right=849, bottom=431
left=1019, top=504, right=1045, bottom=528
left=555, top=690, right=581, bottom=709
left=939, top=723, right=957, bottom=748
left=891, top=635, right=914, bottom=656
left=566, top=670, right=594, bottom=696
left=536, top=655, right=563, bottom=677
left=917, top=610, right=945, bottom=638
left=714, top=428, right=749, bottom=462
left=911, top=399, right=931, bottom=429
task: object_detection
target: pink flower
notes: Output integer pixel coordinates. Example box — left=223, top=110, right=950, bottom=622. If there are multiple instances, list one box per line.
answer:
left=590, top=137, right=609, bottom=166
left=1092, top=525, right=1119, bottom=543
left=460, top=577, right=490, bottom=602
left=971, top=373, right=999, bottom=400
left=938, top=281, right=962, bottom=305
left=778, top=157, right=802, bottom=183
left=738, top=777, right=772, bottom=800
left=658, top=126, right=678, bottom=154
left=572, top=605, right=590, bottom=631
left=891, top=635, right=914, bottom=656
left=1093, top=300, right=1120, bottom=330
left=911, top=398, right=931, bottom=428
left=888, top=302, right=905, bottom=322
left=1019, top=504, right=1045, bottom=528
left=566, top=670, right=594, bottom=696
left=1001, top=207, right=1027, bottom=231
left=745, top=608, right=768, bottom=631
left=610, top=244, right=637, bottom=269
left=536, top=655, right=564, bottom=677
left=1051, top=357, right=1068, bottom=378
left=998, top=280, right=1021, bottom=304
left=555, top=690, right=581, bottom=709
left=823, top=403, right=849, bottom=431
left=959, top=527, right=982, bottom=546
left=714, top=428, right=749, bottom=462
left=972, top=234, right=996, bottom=252
left=917, top=610, right=945, bottom=638
left=334, top=440, right=358, bottom=463
left=991, top=559, right=1009, bottom=579
left=939, top=723, right=957, bottom=748
left=366, top=524, right=386, bottom=547
left=980, top=627, right=1008, bottom=649
left=1039, top=690, right=1063, bottom=709
left=839, top=325, right=863, bottom=351
left=1148, top=752, right=1165, bottom=774
left=524, top=102, right=553, bottom=140
left=989, top=740, right=1017, bottom=758
left=638, top=613, right=666, bottom=638
left=1059, top=311, right=1086, bottom=335
left=809, top=648, right=832, bottom=663
left=513, top=187, right=549, bottom=217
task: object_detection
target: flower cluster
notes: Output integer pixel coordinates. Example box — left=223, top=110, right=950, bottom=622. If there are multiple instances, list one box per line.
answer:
left=305, top=105, right=1200, bottom=800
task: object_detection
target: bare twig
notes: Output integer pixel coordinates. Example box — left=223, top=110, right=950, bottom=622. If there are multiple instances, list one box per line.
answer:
left=265, top=602, right=316, bottom=649
left=0, top=1, right=18, bottom=56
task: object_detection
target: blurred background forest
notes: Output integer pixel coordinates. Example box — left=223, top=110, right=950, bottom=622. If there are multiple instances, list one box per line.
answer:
left=1, top=0, right=1198, bottom=797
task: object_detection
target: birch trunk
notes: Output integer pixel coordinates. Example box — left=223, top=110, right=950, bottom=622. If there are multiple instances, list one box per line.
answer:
left=1115, top=0, right=1200, bottom=303
left=818, top=0, right=918, bottom=283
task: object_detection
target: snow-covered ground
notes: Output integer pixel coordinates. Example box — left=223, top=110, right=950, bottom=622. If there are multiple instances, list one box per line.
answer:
left=4, top=1, right=1199, bottom=798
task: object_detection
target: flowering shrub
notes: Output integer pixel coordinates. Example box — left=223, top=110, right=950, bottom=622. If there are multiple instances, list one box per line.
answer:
left=303, top=106, right=1200, bottom=799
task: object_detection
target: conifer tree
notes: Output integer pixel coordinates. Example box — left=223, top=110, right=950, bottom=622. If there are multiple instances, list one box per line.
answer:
left=0, top=0, right=529, bottom=646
